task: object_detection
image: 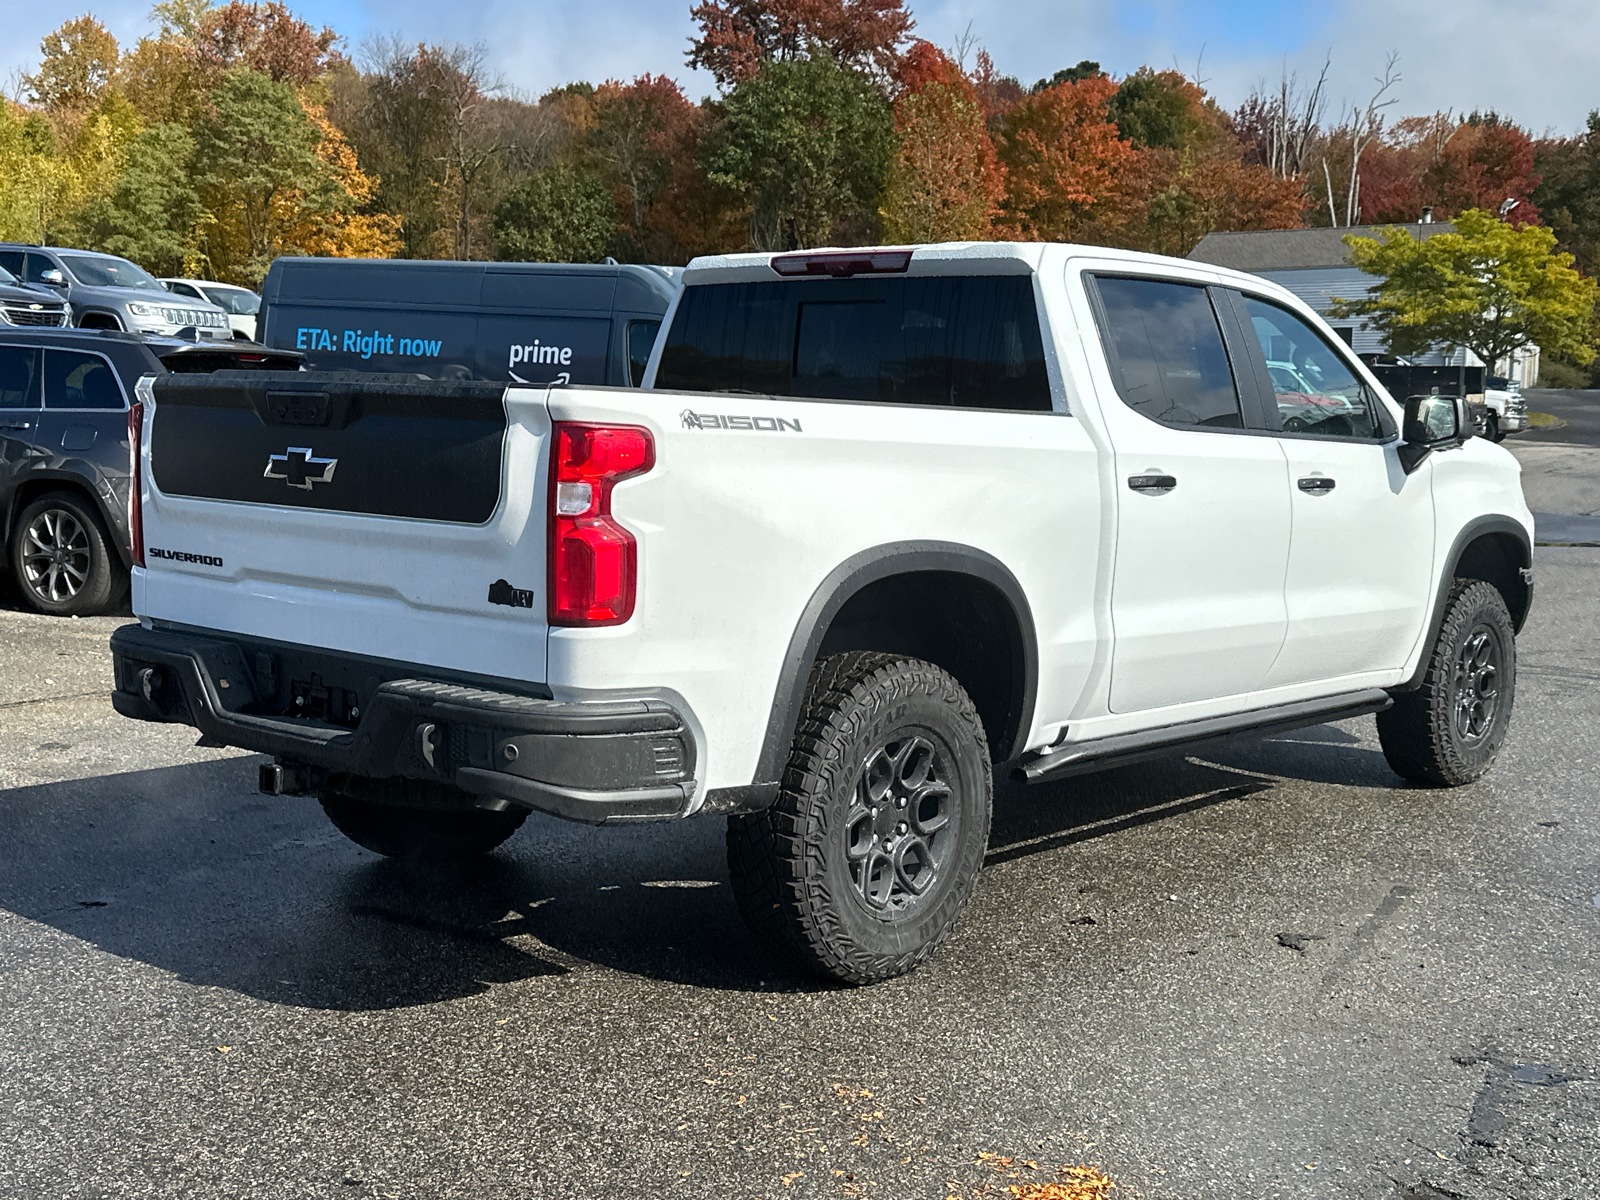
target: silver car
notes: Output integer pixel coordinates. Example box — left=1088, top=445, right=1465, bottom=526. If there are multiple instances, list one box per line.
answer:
left=0, top=245, right=232, bottom=339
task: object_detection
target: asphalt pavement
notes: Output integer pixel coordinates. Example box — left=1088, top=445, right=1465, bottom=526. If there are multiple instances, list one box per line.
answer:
left=1520, top=389, right=1600, bottom=449
left=2, top=477, right=1598, bottom=1199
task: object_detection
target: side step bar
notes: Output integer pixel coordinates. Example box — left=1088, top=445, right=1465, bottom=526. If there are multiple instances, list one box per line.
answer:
left=1020, top=688, right=1393, bottom=784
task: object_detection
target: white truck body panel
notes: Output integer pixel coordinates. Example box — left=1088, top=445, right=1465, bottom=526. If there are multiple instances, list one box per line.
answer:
left=125, top=240, right=1536, bottom=812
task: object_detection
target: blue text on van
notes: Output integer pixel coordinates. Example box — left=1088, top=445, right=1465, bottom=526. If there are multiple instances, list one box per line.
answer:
left=296, top=328, right=442, bottom=359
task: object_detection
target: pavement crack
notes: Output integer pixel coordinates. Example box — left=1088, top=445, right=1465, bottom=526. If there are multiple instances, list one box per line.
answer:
left=0, top=691, right=105, bottom=711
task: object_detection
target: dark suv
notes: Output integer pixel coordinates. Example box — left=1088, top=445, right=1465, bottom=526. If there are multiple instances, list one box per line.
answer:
left=0, top=329, right=301, bottom=616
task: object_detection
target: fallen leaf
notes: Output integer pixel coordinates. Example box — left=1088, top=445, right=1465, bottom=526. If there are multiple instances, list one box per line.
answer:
left=780, top=1171, right=804, bottom=1187
left=216, top=1046, right=231, bottom=1054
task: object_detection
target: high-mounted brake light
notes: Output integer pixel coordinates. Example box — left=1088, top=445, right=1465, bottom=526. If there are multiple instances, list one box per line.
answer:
left=770, top=250, right=913, bottom=279
left=128, top=400, right=145, bottom=568
left=548, top=423, right=654, bottom=626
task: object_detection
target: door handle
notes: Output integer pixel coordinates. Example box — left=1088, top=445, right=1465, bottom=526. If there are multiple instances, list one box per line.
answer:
left=1297, top=476, right=1336, bottom=494
left=1127, top=474, right=1177, bottom=493
left=0, top=421, right=32, bottom=430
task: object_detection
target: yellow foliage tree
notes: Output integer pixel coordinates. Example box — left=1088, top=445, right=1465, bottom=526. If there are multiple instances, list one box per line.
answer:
left=288, top=103, right=402, bottom=259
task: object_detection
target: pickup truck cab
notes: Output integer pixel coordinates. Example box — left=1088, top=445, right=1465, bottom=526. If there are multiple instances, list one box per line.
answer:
left=110, top=243, right=1534, bottom=984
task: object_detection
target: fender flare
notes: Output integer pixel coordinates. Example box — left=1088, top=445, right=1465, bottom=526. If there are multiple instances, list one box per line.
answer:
left=751, top=540, right=1039, bottom=785
left=1398, top=514, right=1532, bottom=691
left=3, top=468, right=131, bottom=568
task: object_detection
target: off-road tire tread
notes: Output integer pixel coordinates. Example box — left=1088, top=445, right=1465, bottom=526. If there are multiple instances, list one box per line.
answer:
left=727, top=651, right=992, bottom=985
left=1377, top=579, right=1515, bottom=787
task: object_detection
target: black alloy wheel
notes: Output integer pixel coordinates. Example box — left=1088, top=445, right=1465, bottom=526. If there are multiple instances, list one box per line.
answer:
left=1377, top=579, right=1517, bottom=786
left=1451, top=624, right=1503, bottom=745
left=845, top=733, right=961, bottom=915
left=727, top=652, right=992, bottom=985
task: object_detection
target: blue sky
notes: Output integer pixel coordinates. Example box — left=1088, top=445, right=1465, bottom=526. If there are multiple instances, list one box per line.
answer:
left=6, top=0, right=1596, bottom=135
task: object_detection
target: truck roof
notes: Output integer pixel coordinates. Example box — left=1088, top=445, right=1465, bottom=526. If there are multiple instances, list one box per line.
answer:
left=679, top=242, right=1312, bottom=298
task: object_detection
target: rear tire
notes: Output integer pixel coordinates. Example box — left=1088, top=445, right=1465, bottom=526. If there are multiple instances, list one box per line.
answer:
left=1377, top=579, right=1516, bottom=786
left=727, top=652, right=992, bottom=985
left=9, top=491, right=123, bottom=616
left=320, top=782, right=528, bottom=860
left=1485, top=412, right=1504, bottom=442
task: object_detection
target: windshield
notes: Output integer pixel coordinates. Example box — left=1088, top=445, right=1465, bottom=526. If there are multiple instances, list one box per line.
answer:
left=58, top=253, right=163, bottom=291
left=201, top=287, right=260, bottom=315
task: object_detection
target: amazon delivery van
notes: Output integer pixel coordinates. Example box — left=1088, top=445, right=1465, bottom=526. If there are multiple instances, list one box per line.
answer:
left=258, top=258, right=680, bottom=386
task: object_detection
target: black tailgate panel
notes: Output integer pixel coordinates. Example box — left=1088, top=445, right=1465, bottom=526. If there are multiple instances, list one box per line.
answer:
left=151, top=372, right=509, bottom=524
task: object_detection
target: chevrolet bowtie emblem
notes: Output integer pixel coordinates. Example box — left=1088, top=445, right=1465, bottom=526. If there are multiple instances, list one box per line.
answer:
left=264, top=446, right=338, bottom=490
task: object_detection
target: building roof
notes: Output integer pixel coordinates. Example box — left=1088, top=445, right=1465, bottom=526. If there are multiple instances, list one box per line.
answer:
left=1187, top=222, right=1456, bottom=272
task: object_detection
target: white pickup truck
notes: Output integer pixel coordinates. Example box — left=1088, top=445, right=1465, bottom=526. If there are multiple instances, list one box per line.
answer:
left=111, top=243, right=1534, bottom=984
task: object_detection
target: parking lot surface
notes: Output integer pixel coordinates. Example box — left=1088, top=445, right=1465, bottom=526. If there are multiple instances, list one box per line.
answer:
left=2, top=557, right=1598, bottom=1197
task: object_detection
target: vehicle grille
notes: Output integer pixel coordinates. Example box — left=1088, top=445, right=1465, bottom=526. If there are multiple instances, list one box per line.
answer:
left=1, top=306, right=68, bottom=327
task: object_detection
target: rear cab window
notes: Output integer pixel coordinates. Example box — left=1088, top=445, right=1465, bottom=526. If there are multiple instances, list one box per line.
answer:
left=656, top=275, right=1052, bottom=411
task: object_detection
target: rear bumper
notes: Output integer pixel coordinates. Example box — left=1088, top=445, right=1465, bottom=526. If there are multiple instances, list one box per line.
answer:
left=110, top=624, right=698, bottom=824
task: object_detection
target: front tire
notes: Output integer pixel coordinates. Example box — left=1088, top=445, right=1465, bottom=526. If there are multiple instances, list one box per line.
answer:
left=1377, top=579, right=1516, bottom=786
left=9, top=491, right=124, bottom=616
left=320, top=782, right=528, bottom=860
left=727, top=652, right=993, bottom=985
left=1485, top=412, right=1504, bottom=442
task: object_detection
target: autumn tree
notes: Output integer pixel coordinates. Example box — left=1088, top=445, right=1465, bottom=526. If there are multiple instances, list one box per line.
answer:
left=1108, top=68, right=1213, bottom=152
left=585, top=75, right=699, bottom=258
left=704, top=54, right=892, bottom=249
left=880, top=43, right=1003, bottom=242
left=193, top=0, right=342, bottom=86
left=1332, top=209, right=1597, bottom=369
left=687, top=0, right=913, bottom=89
left=1534, top=111, right=1600, bottom=277
left=994, top=75, right=1134, bottom=242
left=1031, top=61, right=1103, bottom=94
left=24, top=17, right=120, bottom=112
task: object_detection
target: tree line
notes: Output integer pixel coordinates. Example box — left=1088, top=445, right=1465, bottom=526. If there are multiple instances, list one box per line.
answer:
left=3, top=1, right=1598, bottom=324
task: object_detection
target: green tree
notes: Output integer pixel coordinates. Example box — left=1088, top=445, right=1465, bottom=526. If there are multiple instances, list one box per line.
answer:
left=703, top=54, right=892, bottom=249
left=1332, top=208, right=1598, bottom=369
left=1030, top=60, right=1101, bottom=94
left=493, top=163, right=614, bottom=262
left=1107, top=67, right=1209, bottom=151
left=191, top=66, right=342, bottom=282
left=68, top=124, right=201, bottom=276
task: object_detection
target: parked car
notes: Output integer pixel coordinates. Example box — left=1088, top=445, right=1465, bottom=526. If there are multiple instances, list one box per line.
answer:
left=258, top=257, right=680, bottom=384
left=0, top=245, right=232, bottom=339
left=111, top=242, right=1533, bottom=984
left=160, top=278, right=261, bottom=341
left=0, top=262, right=70, bottom=329
left=1480, top=376, right=1528, bottom=442
left=0, top=328, right=301, bottom=616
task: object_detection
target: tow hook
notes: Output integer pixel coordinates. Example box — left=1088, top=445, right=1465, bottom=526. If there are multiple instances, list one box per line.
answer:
left=259, top=760, right=317, bottom=796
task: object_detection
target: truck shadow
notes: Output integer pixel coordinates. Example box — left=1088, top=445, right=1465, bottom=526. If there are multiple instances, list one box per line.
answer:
left=0, top=724, right=1396, bottom=1009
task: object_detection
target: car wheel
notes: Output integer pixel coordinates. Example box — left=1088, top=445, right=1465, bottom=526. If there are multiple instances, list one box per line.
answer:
left=319, top=780, right=528, bottom=860
left=1377, top=579, right=1516, bottom=786
left=9, top=491, right=123, bottom=616
left=1484, top=412, right=1504, bottom=442
left=726, top=652, right=992, bottom=985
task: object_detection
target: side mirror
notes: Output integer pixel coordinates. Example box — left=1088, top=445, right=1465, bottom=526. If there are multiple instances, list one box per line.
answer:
left=1398, top=393, right=1471, bottom=473
left=38, top=268, right=65, bottom=286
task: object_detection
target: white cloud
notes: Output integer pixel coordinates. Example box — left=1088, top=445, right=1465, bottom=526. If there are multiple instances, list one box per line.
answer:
left=3, top=0, right=1592, bottom=133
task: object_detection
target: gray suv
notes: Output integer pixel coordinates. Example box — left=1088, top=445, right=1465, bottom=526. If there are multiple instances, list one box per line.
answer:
left=0, top=328, right=301, bottom=616
left=0, top=245, right=232, bottom=339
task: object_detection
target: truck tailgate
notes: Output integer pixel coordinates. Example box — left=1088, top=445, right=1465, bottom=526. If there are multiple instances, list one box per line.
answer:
left=136, top=373, right=551, bottom=683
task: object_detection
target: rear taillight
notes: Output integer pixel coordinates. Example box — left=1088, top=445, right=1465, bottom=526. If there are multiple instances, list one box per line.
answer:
left=548, top=423, right=654, bottom=626
left=128, top=400, right=145, bottom=568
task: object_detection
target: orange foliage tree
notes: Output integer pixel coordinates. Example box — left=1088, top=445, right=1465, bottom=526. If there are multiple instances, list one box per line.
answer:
left=880, top=42, right=1004, bottom=242
left=687, top=0, right=913, bottom=89
left=994, top=75, right=1135, bottom=241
